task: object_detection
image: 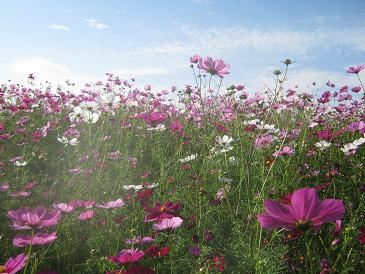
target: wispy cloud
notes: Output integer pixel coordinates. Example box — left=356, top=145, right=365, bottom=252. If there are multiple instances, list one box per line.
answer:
left=83, top=19, right=110, bottom=30
left=48, top=24, right=70, bottom=31
left=193, top=0, right=210, bottom=5
left=112, top=67, right=171, bottom=77
left=138, top=25, right=365, bottom=58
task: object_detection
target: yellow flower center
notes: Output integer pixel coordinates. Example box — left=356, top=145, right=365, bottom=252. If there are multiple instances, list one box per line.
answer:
left=0, top=265, right=5, bottom=273
left=160, top=206, right=166, bottom=212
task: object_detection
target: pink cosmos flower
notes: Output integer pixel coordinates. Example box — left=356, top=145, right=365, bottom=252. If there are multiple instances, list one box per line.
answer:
left=0, top=182, right=10, bottom=192
left=108, top=249, right=145, bottom=264
left=0, top=122, right=5, bottom=131
left=78, top=210, right=95, bottom=221
left=257, top=188, right=345, bottom=231
left=126, top=236, right=154, bottom=245
left=0, top=253, right=28, bottom=274
left=352, top=86, right=362, bottom=93
left=13, top=232, right=57, bottom=247
left=153, top=217, right=183, bottom=231
left=9, top=191, right=31, bottom=198
left=198, top=57, right=230, bottom=79
left=53, top=203, right=74, bottom=213
left=7, top=207, right=62, bottom=230
left=96, top=199, right=124, bottom=209
left=190, top=55, right=201, bottom=64
left=272, top=146, right=294, bottom=157
left=346, top=64, right=365, bottom=74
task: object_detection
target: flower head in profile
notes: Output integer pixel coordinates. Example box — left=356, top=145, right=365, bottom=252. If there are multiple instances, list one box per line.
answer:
left=153, top=217, right=183, bottom=231
left=78, top=210, right=95, bottom=221
left=7, top=207, right=62, bottom=230
left=272, top=146, right=294, bottom=157
left=0, top=253, right=28, bottom=274
left=13, top=232, right=57, bottom=247
left=198, top=57, right=230, bottom=79
left=346, top=64, right=364, bottom=74
left=190, top=54, right=201, bottom=64
left=258, top=188, right=345, bottom=232
left=108, top=249, right=145, bottom=264
left=96, top=198, right=124, bottom=209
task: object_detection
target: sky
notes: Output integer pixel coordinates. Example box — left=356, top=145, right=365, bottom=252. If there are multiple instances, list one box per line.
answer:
left=0, top=0, right=364, bottom=92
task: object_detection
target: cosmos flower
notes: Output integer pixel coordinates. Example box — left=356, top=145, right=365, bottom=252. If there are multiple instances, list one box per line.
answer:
left=78, top=210, right=95, bottom=221
left=190, top=55, right=201, bottom=64
left=178, top=154, right=197, bottom=163
left=96, top=199, right=124, bottom=209
left=198, top=57, right=230, bottom=79
left=13, top=232, right=57, bottom=247
left=152, top=217, right=183, bottom=230
left=108, top=249, right=145, bottom=264
left=53, top=203, right=74, bottom=213
left=258, top=188, right=345, bottom=231
left=272, top=146, right=294, bottom=157
left=126, top=236, right=154, bottom=245
left=0, top=253, right=28, bottom=274
left=145, top=201, right=182, bottom=222
left=346, top=64, right=365, bottom=74
left=7, top=207, right=62, bottom=230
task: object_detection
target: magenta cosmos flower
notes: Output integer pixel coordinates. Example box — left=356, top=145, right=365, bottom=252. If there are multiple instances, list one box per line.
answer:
left=198, top=57, right=230, bottom=79
left=258, top=188, right=345, bottom=231
left=108, top=249, right=145, bottom=264
left=13, top=232, right=57, bottom=247
left=144, top=201, right=182, bottom=222
left=272, top=146, right=294, bottom=157
left=0, top=253, right=28, bottom=274
left=346, top=64, right=365, bottom=74
left=7, top=207, right=62, bottom=230
left=153, top=217, right=183, bottom=231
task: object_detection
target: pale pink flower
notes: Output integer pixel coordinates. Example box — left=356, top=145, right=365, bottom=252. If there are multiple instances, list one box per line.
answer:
left=96, top=199, right=124, bottom=209
left=153, top=217, right=183, bottom=230
left=53, top=203, right=74, bottom=213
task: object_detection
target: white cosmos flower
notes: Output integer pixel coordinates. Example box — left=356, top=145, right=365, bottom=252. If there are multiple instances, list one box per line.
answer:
left=315, top=140, right=332, bottom=151
left=178, top=154, right=198, bottom=163
left=147, top=124, right=166, bottom=132
left=57, top=136, right=79, bottom=146
left=123, top=184, right=143, bottom=191
left=99, top=93, right=119, bottom=108
left=82, top=110, right=100, bottom=124
left=69, top=106, right=83, bottom=122
left=14, top=161, right=27, bottom=166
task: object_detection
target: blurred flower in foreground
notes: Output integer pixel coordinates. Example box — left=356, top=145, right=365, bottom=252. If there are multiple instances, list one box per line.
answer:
left=0, top=253, right=28, bottom=274
left=258, top=188, right=345, bottom=231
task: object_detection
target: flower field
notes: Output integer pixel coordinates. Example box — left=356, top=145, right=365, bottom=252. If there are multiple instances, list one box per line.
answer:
left=1, top=57, right=365, bottom=273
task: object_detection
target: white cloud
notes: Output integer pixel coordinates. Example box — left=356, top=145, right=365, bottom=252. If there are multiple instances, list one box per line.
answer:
left=83, top=19, right=110, bottom=30
left=48, top=24, right=70, bottom=31
left=3, top=57, right=99, bottom=86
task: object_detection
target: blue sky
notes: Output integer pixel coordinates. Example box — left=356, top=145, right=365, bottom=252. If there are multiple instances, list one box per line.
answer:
left=0, top=0, right=364, bottom=91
